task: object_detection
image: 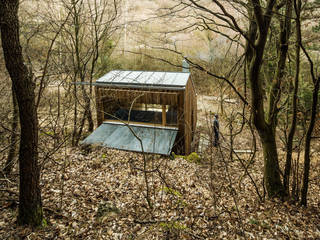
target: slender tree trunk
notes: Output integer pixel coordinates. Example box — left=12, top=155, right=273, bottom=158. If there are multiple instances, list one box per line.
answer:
left=284, top=0, right=300, bottom=195
left=300, top=77, right=320, bottom=206
left=4, top=88, right=19, bottom=175
left=85, top=100, right=94, bottom=132
left=81, top=86, right=94, bottom=132
left=75, top=108, right=87, bottom=145
left=71, top=0, right=95, bottom=144
left=71, top=0, right=81, bottom=146
left=72, top=84, right=78, bottom=146
left=0, top=0, right=43, bottom=226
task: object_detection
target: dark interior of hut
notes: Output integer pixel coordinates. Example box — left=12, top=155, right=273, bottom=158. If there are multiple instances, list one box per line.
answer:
left=104, top=103, right=178, bottom=126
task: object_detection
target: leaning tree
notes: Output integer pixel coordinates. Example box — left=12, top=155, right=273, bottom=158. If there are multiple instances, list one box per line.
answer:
left=0, top=0, right=43, bottom=226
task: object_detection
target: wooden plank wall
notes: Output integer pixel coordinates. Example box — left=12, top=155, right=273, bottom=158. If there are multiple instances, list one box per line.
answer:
left=183, top=78, right=197, bottom=154
left=184, top=79, right=196, bottom=154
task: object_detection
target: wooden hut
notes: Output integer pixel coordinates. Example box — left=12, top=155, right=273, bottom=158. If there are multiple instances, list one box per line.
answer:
left=82, top=70, right=197, bottom=155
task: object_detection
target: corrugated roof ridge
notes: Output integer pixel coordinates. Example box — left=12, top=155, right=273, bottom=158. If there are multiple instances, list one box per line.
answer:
left=108, top=69, right=190, bottom=74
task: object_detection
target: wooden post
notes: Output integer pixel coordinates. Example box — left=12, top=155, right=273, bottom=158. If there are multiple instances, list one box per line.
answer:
left=95, top=87, right=103, bottom=126
left=175, top=92, right=185, bottom=154
left=184, top=81, right=193, bottom=155
left=162, top=105, right=166, bottom=126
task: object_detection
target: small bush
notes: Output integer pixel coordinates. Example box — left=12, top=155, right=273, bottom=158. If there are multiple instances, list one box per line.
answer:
left=186, top=152, right=201, bottom=163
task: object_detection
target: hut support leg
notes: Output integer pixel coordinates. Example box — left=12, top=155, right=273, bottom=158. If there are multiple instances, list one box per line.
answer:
left=162, top=105, right=166, bottom=126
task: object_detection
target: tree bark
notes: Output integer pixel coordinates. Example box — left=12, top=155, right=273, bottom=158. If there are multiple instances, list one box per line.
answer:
left=266, top=0, right=292, bottom=127
left=0, top=0, right=43, bottom=226
left=248, top=47, right=285, bottom=198
left=260, top=129, right=284, bottom=197
left=3, top=87, right=19, bottom=175
left=72, top=83, right=78, bottom=146
left=247, top=0, right=285, bottom=198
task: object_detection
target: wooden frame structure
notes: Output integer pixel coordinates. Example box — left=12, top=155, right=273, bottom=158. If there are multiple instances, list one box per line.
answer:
left=95, top=70, right=197, bottom=155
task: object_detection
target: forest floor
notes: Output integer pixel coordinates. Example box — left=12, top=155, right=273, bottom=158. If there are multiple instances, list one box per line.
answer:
left=0, top=96, right=320, bottom=239
left=0, top=147, right=319, bottom=239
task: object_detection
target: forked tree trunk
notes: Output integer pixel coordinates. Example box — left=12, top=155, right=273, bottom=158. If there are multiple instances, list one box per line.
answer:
left=247, top=0, right=285, bottom=198
left=249, top=55, right=285, bottom=197
left=0, top=0, right=43, bottom=226
left=247, top=44, right=285, bottom=197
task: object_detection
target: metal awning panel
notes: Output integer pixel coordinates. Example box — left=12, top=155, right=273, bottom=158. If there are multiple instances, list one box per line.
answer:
left=95, top=70, right=190, bottom=89
left=82, top=122, right=178, bottom=155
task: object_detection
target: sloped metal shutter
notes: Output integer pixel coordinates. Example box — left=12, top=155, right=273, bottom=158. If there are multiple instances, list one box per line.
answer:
left=82, top=122, right=178, bottom=155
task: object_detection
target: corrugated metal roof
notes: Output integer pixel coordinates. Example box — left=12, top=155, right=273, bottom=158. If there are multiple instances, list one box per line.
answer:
left=82, top=122, right=178, bottom=155
left=96, top=70, right=190, bottom=89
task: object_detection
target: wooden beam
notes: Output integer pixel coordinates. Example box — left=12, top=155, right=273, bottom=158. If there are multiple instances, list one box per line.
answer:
left=104, top=119, right=177, bottom=128
left=162, top=105, right=166, bottom=126
left=100, top=88, right=179, bottom=106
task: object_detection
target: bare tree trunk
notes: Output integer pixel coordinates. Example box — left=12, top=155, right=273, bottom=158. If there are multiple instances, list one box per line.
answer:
left=300, top=77, right=319, bottom=206
left=72, top=84, right=78, bottom=146
left=71, top=0, right=94, bottom=145
left=85, top=100, right=94, bottom=132
left=248, top=46, right=285, bottom=198
left=284, top=0, right=300, bottom=195
left=0, top=0, right=43, bottom=226
left=3, top=87, right=19, bottom=175
left=247, top=0, right=285, bottom=198
left=75, top=107, right=87, bottom=146
left=81, top=85, right=94, bottom=132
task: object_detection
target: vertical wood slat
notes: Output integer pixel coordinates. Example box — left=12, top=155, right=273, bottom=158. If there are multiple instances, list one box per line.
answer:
left=162, top=105, right=166, bottom=126
left=184, top=80, right=191, bottom=155
left=176, top=91, right=185, bottom=154
left=95, top=87, right=103, bottom=126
